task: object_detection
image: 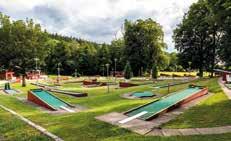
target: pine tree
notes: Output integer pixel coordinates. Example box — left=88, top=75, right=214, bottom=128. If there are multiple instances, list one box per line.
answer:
left=152, top=64, right=158, bottom=79
left=124, top=61, right=133, bottom=80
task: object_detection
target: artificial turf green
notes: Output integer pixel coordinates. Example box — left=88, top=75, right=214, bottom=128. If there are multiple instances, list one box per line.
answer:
left=127, top=87, right=201, bottom=120
left=31, top=89, right=68, bottom=109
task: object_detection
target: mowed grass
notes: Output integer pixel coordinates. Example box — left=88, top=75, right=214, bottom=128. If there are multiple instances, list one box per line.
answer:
left=0, top=108, right=51, bottom=141
left=0, top=78, right=230, bottom=140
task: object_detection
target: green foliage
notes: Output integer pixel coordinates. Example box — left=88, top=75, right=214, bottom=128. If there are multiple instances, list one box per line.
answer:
left=0, top=12, right=170, bottom=77
left=174, top=0, right=231, bottom=76
left=0, top=13, right=49, bottom=86
left=151, top=64, right=158, bottom=79
left=124, top=19, right=165, bottom=76
left=109, top=38, right=125, bottom=72
left=207, top=0, right=231, bottom=68
left=124, top=61, right=133, bottom=79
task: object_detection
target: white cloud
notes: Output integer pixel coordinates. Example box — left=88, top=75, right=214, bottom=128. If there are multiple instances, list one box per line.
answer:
left=0, top=0, right=198, bottom=52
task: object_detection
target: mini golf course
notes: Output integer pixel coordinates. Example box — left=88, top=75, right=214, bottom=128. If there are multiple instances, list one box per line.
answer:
left=125, top=85, right=208, bottom=120
left=28, top=89, right=74, bottom=112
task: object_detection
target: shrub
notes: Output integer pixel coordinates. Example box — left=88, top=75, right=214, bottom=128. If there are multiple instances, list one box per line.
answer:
left=152, top=64, right=158, bottom=79
left=124, top=61, right=133, bottom=80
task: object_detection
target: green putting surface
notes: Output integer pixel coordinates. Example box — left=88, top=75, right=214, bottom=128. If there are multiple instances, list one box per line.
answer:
left=126, top=87, right=202, bottom=120
left=32, top=89, right=68, bottom=109
left=132, top=91, right=154, bottom=98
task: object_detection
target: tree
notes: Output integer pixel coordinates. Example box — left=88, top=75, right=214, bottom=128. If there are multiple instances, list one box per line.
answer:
left=0, top=14, right=48, bottom=86
left=97, top=43, right=110, bottom=75
left=109, top=38, right=125, bottom=72
left=208, top=0, right=231, bottom=68
left=151, top=64, right=158, bottom=79
left=174, top=0, right=221, bottom=77
left=124, top=19, right=165, bottom=76
left=124, top=61, right=133, bottom=80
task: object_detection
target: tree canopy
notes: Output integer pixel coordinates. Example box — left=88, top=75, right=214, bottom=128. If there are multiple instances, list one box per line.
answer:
left=124, top=19, right=166, bottom=76
left=173, top=0, right=226, bottom=76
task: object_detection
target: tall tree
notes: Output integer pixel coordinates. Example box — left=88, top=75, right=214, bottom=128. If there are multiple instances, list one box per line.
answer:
left=124, top=19, right=165, bottom=76
left=0, top=14, right=48, bottom=86
left=124, top=61, right=133, bottom=80
left=208, top=0, right=231, bottom=68
left=109, top=38, right=125, bottom=72
left=174, top=0, right=221, bottom=77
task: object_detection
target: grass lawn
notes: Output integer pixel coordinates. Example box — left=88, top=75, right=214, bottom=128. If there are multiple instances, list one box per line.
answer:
left=0, top=108, right=51, bottom=141
left=0, top=78, right=230, bottom=140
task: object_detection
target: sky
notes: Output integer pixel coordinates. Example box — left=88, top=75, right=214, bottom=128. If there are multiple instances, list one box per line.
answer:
left=0, top=0, right=197, bottom=52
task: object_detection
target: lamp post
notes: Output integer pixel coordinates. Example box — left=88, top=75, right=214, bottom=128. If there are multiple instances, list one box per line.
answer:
left=34, top=58, right=39, bottom=84
left=188, top=61, right=192, bottom=78
left=74, top=69, right=77, bottom=78
left=57, top=63, right=61, bottom=84
left=114, top=58, right=117, bottom=83
left=101, top=65, right=105, bottom=76
left=106, top=63, right=110, bottom=93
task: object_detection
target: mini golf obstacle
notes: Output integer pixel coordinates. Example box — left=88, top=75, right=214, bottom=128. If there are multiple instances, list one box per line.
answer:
left=121, top=85, right=208, bottom=122
left=122, top=91, right=156, bottom=99
left=119, top=82, right=138, bottom=88
left=3, top=82, right=19, bottom=94
left=31, top=82, right=56, bottom=88
left=132, top=91, right=155, bottom=98
left=83, top=79, right=107, bottom=87
left=48, top=88, right=87, bottom=97
left=28, top=89, right=75, bottom=112
left=32, top=82, right=87, bottom=97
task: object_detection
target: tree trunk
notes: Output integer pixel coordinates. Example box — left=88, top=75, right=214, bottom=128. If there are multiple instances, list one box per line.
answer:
left=22, top=74, right=26, bottom=87
left=210, top=30, right=217, bottom=78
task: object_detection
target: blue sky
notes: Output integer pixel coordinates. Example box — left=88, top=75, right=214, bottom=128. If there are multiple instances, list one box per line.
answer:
left=0, top=0, right=197, bottom=52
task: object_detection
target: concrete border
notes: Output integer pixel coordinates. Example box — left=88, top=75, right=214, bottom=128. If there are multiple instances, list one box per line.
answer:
left=218, top=78, right=231, bottom=100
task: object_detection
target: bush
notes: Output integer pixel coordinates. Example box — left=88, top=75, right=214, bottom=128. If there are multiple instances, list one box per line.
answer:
left=152, top=64, right=158, bottom=79
left=124, top=61, right=133, bottom=80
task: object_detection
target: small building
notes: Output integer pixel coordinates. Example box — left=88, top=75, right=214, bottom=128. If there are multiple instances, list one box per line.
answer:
left=0, top=70, right=15, bottom=80
left=214, top=69, right=231, bottom=83
left=26, top=70, right=41, bottom=80
left=110, top=71, right=124, bottom=77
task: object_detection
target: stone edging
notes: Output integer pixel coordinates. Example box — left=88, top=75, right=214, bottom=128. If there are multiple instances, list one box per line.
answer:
left=218, top=78, right=231, bottom=100
left=147, top=126, right=231, bottom=136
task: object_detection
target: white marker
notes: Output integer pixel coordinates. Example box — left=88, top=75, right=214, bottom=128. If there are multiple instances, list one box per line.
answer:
left=119, top=111, right=148, bottom=124
left=60, top=106, right=75, bottom=113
